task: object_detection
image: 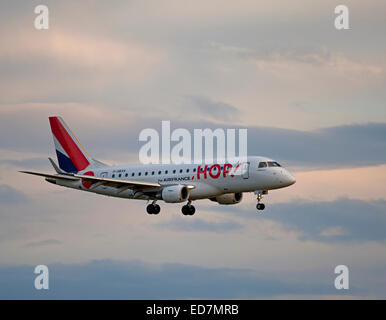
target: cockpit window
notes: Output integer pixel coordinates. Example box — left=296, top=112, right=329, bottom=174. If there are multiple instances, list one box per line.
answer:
left=268, top=161, right=281, bottom=167
left=258, top=162, right=267, bottom=168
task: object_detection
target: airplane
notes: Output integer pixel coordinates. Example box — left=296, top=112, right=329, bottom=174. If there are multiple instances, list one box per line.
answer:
left=20, top=116, right=296, bottom=215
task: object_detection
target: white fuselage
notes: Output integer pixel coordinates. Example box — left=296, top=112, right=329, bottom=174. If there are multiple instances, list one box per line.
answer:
left=55, top=156, right=296, bottom=201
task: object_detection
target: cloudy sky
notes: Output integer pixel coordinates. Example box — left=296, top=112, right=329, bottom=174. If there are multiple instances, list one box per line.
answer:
left=0, top=0, right=386, bottom=299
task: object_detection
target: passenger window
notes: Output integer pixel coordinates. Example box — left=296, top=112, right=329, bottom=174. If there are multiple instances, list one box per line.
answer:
left=186, top=169, right=189, bottom=173
left=138, top=172, right=141, bottom=176
left=145, top=172, right=148, bottom=176
left=152, top=171, right=155, bottom=175
left=165, top=170, right=168, bottom=174
left=125, top=173, right=128, bottom=177
left=112, top=174, right=115, bottom=178
left=173, top=170, right=176, bottom=174
left=131, top=173, right=134, bottom=177
left=258, top=162, right=267, bottom=168
left=193, top=168, right=196, bottom=172
left=180, top=169, right=183, bottom=173
left=158, top=171, right=161, bottom=175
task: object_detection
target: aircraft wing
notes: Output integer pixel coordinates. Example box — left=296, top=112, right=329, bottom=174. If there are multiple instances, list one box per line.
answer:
left=20, top=171, right=161, bottom=189
left=73, top=173, right=160, bottom=189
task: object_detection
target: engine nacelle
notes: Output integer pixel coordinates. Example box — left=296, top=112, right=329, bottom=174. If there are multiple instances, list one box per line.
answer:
left=162, top=185, right=190, bottom=203
left=211, top=193, right=243, bottom=205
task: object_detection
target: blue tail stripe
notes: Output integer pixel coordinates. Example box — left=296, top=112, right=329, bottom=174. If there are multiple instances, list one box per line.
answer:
left=56, top=150, right=78, bottom=173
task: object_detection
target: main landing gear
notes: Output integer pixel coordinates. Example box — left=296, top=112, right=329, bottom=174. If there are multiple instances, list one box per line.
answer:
left=146, top=201, right=196, bottom=216
left=181, top=200, right=195, bottom=216
left=255, top=190, right=267, bottom=212
left=146, top=201, right=160, bottom=215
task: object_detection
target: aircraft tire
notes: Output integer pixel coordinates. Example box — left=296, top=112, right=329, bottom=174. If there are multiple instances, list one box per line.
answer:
left=188, top=205, right=196, bottom=215
left=146, top=204, right=155, bottom=214
left=256, top=203, right=265, bottom=210
left=153, top=204, right=161, bottom=215
left=181, top=205, right=191, bottom=216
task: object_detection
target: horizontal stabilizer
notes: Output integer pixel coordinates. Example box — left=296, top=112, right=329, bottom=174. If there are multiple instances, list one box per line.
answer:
left=20, top=171, right=161, bottom=189
left=19, top=171, right=79, bottom=181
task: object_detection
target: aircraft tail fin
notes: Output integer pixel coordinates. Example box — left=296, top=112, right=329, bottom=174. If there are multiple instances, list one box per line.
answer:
left=49, top=116, right=92, bottom=173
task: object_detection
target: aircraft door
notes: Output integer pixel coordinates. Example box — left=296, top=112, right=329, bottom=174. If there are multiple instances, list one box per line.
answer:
left=241, top=162, right=250, bottom=179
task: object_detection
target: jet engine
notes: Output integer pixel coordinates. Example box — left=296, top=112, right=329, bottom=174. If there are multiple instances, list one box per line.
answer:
left=162, top=185, right=190, bottom=203
left=210, top=193, right=243, bottom=205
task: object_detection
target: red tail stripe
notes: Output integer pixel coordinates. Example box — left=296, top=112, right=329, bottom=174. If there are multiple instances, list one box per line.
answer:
left=49, top=117, right=89, bottom=171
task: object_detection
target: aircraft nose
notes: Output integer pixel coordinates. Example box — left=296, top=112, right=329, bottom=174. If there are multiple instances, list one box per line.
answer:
left=285, top=172, right=296, bottom=186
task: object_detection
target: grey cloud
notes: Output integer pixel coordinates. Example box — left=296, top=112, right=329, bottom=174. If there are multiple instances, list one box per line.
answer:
left=0, top=157, right=49, bottom=169
left=184, top=95, right=240, bottom=121
left=1, top=112, right=385, bottom=168
left=24, top=239, right=62, bottom=248
left=0, top=184, right=29, bottom=205
left=210, top=42, right=333, bottom=66
left=105, top=120, right=386, bottom=168
left=0, top=259, right=336, bottom=299
left=211, top=198, right=386, bottom=243
left=267, top=199, right=386, bottom=243
left=1, top=1, right=385, bottom=110
left=246, top=122, right=386, bottom=168
left=158, top=216, right=243, bottom=233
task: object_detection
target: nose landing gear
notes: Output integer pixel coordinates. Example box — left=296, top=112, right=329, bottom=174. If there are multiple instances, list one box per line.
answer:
left=255, top=190, right=267, bottom=212
left=256, top=203, right=265, bottom=210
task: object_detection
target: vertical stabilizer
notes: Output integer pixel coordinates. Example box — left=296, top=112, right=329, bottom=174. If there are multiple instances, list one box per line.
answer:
left=49, top=116, right=91, bottom=173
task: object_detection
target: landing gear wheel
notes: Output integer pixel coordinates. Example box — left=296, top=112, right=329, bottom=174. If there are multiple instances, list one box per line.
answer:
left=256, top=203, right=265, bottom=211
left=146, top=204, right=154, bottom=214
left=181, top=205, right=189, bottom=215
left=153, top=204, right=160, bottom=215
left=147, top=204, right=161, bottom=215
left=182, top=204, right=195, bottom=216
left=188, top=205, right=195, bottom=215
